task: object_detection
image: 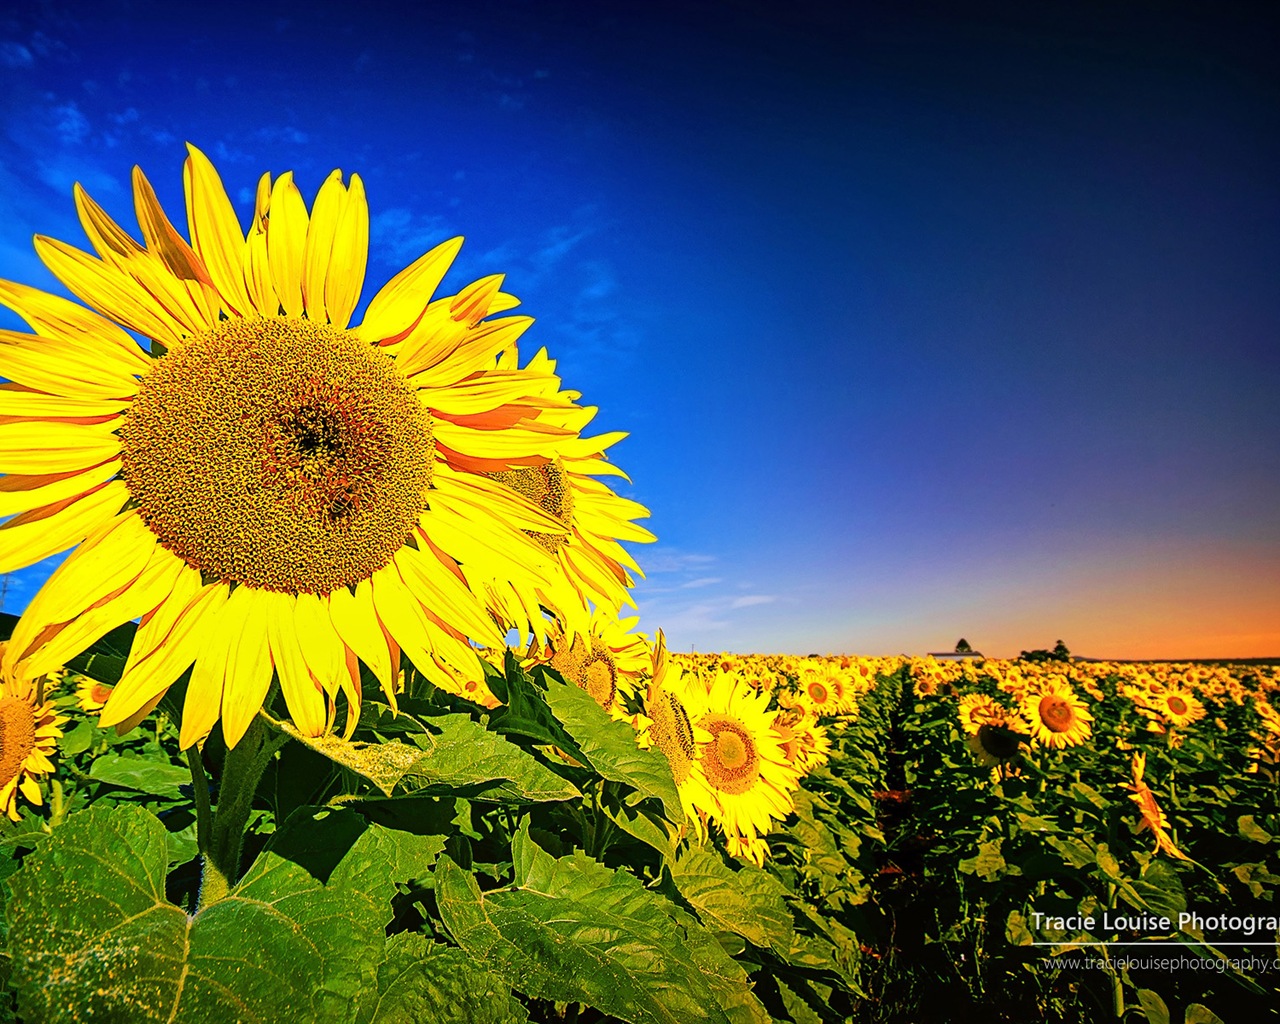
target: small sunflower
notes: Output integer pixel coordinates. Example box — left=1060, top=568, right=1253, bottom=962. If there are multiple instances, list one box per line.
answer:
left=0, top=670, right=67, bottom=821
left=74, top=675, right=115, bottom=713
left=1157, top=689, right=1206, bottom=728
left=968, top=721, right=1026, bottom=766
left=530, top=609, right=649, bottom=713
left=1022, top=677, right=1093, bottom=748
left=957, top=693, right=1005, bottom=736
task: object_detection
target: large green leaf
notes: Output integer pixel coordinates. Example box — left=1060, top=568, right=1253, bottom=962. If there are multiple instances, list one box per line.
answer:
left=486, top=652, right=585, bottom=756
left=355, top=934, right=528, bottom=1024
left=670, top=848, right=795, bottom=955
left=87, top=753, right=191, bottom=800
left=6, top=805, right=385, bottom=1023
left=278, top=714, right=578, bottom=803
left=264, top=806, right=446, bottom=924
left=541, top=676, right=684, bottom=824
left=436, top=824, right=768, bottom=1024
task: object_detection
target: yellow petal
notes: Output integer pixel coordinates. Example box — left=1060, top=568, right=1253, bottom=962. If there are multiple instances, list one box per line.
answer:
left=265, top=591, right=327, bottom=738
left=302, top=170, right=343, bottom=324
left=242, top=226, right=278, bottom=316
left=0, top=278, right=148, bottom=366
left=0, top=328, right=142, bottom=400
left=220, top=588, right=273, bottom=749
left=402, top=314, right=533, bottom=385
left=183, top=143, right=254, bottom=317
left=0, top=384, right=129, bottom=419
left=448, top=273, right=511, bottom=326
left=325, top=173, right=368, bottom=330
left=132, top=165, right=220, bottom=327
left=357, top=236, right=462, bottom=345
left=34, top=235, right=187, bottom=349
left=0, top=479, right=128, bottom=575
left=23, top=542, right=182, bottom=680
left=0, top=419, right=120, bottom=475
left=370, top=562, right=439, bottom=681
left=396, top=539, right=504, bottom=648
left=266, top=171, right=308, bottom=319
left=327, top=580, right=396, bottom=707
left=121, top=561, right=203, bottom=677
left=180, top=583, right=256, bottom=748
left=102, top=579, right=227, bottom=730
left=0, top=459, right=121, bottom=518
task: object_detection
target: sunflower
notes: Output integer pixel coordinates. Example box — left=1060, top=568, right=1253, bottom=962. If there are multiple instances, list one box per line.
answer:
left=680, top=667, right=801, bottom=849
left=1127, top=752, right=1189, bottom=860
left=968, top=720, right=1026, bottom=766
left=0, top=146, right=624, bottom=749
left=0, top=665, right=67, bottom=821
left=1022, top=677, right=1093, bottom=749
left=487, top=348, right=654, bottom=633
left=1156, top=689, right=1206, bottom=729
left=74, top=675, right=115, bottom=713
left=529, top=609, right=649, bottom=712
left=791, top=661, right=848, bottom=717
left=638, top=630, right=703, bottom=829
left=957, top=693, right=1005, bottom=736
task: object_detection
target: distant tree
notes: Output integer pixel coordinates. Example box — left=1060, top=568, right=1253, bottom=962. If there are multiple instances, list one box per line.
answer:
left=955, top=638, right=973, bottom=654
left=1020, top=639, right=1072, bottom=663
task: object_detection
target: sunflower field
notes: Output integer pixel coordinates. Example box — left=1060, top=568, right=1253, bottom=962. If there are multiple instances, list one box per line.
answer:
left=0, top=151, right=1277, bottom=1023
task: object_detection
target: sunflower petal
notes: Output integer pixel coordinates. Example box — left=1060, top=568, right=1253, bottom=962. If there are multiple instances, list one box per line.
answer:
left=265, top=591, right=327, bottom=738
left=184, top=143, right=254, bottom=317
left=302, top=170, right=343, bottom=324
left=325, top=173, right=368, bottom=330
left=358, top=236, right=462, bottom=345
left=266, top=171, right=308, bottom=319
left=220, top=588, right=274, bottom=749
left=0, top=480, right=128, bottom=575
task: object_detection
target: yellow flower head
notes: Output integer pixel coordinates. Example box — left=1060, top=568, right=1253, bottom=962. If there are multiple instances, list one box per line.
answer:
left=1022, top=677, right=1093, bottom=748
left=0, top=147, right=650, bottom=749
left=1128, top=753, right=1189, bottom=860
left=0, top=655, right=67, bottom=822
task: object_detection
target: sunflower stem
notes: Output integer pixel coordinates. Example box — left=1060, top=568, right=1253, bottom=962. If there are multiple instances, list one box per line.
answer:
left=196, top=716, right=288, bottom=912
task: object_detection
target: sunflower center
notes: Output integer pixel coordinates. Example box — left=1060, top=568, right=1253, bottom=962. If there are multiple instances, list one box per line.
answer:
left=808, top=681, right=829, bottom=705
left=550, top=634, right=617, bottom=709
left=1167, top=696, right=1188, bottom=715
left=1038, top=694, right=1075, bottom=732
left=976, top=723, right=1022, bottom=761
left=700, top=713, right=760, bottom=795
left=119, top=318, right=433, bottom=593
left=0, top=697, right=37, bottom=788
left=488, top=460, right=572, bottom=553
left=649, top=691, right=696, bottom=784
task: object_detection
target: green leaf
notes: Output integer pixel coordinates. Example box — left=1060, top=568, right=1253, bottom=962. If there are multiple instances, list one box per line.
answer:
left=1137, top=988, right=1170, bottom=1024
left=1238, top=815, right=1272, bottom=844
left=487, top=652, right=584, bottom=754
left=355, top=934, right=528, bottom=1024
left=265, top=806, right=445, bottom=922
left=541, top=677, right=685, bottom=823
left=278, top=714, right=578, bottom=803
left=1005, top=910, right=1034, bottom=946
left=1184, top=1004, right=1225, bottom=1024
left=670, top=848, right=795, bottom=955
left=64, top=620, right=137, bottom=685
left=87, top=753, right=190, bottom=800
left=605, top=793, right=678, bottom=859
left=6, top=805, right=386, bottom=1023
left=397, top=713, right=580, bottom=803
left=436, top=827, right=765, bottom=1024
left=958, top=838, right=1006, bottom=880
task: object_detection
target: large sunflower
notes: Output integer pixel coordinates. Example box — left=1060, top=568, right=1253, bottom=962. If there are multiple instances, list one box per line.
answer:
left=0, top=146, right=625, bottom=749
left=1022, top=677, right=1093, bottom=749
left=528, top=608, right=650, bottom=713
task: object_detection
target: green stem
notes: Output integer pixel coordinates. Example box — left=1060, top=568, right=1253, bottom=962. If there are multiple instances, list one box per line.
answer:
left=195, top=716, right=289, bottom=912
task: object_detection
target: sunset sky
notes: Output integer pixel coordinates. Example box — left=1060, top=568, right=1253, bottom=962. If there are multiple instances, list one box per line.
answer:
left=1, top=1, right=1276, bottom=658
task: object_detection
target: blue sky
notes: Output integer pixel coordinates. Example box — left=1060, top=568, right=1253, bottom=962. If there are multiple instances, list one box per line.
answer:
left=1, top=1, right=1277, bottom=657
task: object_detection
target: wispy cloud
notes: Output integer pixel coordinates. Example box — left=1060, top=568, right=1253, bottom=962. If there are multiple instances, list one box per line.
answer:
left=730, top=594, right=776, bottom=609
left=369, top=207, right=456, bottom=269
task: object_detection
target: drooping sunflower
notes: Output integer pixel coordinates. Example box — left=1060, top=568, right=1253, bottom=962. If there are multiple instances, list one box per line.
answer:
left=968, top=720, right=1026, bottom=766
left=0, top=662, right=67, bottom=821
left=637, top=630, right=703, bottom=829
left=1022, top=676, right=1093, bottom=749
left=0, top=146, right=624, bottom=749
left=1127, top=752, right=1189, bottom=860
left=681, top=667, right=801, bottom=849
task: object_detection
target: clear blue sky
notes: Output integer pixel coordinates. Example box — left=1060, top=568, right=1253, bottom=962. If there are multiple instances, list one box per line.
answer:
left=1, top=1, right=1277, bottom=658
